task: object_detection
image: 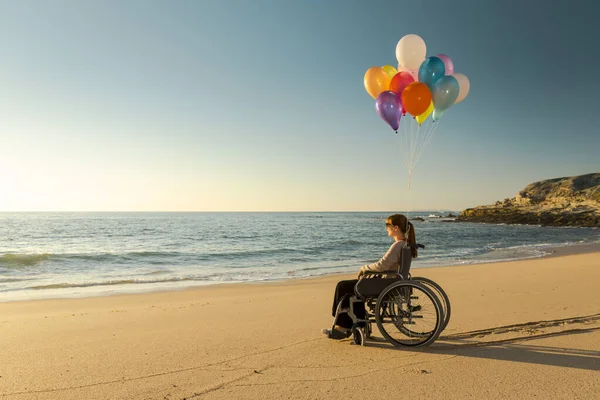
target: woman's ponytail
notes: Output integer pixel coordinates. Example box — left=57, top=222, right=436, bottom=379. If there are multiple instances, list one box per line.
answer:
left=407, top=221, right=417, bottom=258
left=388, top=214, right=418, bottom=258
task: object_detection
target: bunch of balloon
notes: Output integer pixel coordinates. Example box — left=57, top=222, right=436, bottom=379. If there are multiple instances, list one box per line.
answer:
left=364, top=34, right=470, bottom=132
left=362, top=33, right=471, bottom=197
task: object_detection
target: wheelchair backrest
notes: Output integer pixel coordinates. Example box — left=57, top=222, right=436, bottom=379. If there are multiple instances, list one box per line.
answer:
left=397, top=244, right=412, bottom=279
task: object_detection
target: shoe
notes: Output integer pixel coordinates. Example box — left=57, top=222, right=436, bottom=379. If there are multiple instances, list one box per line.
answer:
left=321, top=327, right=351, bottom=339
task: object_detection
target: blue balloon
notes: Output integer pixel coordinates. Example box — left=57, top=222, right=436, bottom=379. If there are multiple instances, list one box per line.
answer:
left=418, top=57, right=445, bottom=91
left=432, top=76, right=459, bottom=112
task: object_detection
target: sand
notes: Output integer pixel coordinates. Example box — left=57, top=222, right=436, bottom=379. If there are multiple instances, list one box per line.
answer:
left=1, top=250, right=599, bottom=399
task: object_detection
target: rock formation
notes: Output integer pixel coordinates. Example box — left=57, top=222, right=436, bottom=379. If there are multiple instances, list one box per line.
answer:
left=457, top=173, right=600, bottom=227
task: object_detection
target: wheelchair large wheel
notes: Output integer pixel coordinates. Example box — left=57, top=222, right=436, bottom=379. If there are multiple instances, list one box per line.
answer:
left=374, top=281, right=443, bottom=347
left=411, top=276, right=451, bottom=331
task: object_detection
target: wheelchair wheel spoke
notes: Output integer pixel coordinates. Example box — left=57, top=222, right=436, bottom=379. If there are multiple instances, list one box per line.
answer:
left=375, top=281, right=443, bottom=347
left=410, top=276, right=452, bottom=331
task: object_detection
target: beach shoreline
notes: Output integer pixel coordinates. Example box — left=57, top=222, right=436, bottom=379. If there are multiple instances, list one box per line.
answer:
left=2, top=241, right=598, bottom=305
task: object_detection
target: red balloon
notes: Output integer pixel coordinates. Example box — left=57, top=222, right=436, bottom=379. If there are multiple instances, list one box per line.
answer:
left=389, top=72, right=415, bottom=98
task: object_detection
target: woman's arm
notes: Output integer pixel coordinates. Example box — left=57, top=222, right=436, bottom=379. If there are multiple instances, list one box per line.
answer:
left=360, top=241, right=404, bottom=273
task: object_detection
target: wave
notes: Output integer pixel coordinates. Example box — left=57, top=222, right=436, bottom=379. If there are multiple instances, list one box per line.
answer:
left=293, top=264, right=352, bottom=272
left=0, top=253, right=51, bottom=267
left=0, top=251, right=187, bottom=269
left=143, top=269, right=170, bottom=275
left=0, top=277, right=30, bottom=283
left=206, top=240, right=379, bottom=259
left=219, top=234, right=261, bottom=239
left=30, top=276, right=199, bottom=290
left=0, top=246, right=358, bottom=269
left=196, top=247, right=304, bottom=260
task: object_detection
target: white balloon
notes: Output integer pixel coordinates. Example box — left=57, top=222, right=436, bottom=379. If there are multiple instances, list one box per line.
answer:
left=452, top=73, right=470, bottom=104
left=396, top=34, right=427, bottom=71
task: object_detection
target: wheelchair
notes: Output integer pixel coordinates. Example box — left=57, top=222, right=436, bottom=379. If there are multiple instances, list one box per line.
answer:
left=328, top=242, right=451, bottom=347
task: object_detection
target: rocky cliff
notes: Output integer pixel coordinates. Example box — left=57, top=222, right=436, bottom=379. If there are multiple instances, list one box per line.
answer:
left=457, top=173, right=600, bottom=227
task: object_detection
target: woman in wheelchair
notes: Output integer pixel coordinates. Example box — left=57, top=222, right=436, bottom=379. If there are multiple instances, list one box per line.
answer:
left=322, top=213, right=418, bottom=339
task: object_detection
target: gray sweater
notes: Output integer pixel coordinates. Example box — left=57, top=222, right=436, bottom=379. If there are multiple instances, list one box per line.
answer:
left=360, top=240, right=406, bottom=273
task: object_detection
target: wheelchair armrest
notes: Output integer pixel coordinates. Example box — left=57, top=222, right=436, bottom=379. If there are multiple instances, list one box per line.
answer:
left=361, top=271, right=404, bottom=279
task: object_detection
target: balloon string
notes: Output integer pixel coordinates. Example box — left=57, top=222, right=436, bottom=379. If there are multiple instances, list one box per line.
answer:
left=400, top=116, right=410, bottom=172
left=409, top=117, right=416, bottom=178
left=413, top=119, right=440, bottom=168
left=412, top=116, right=437, bottom=172
left=407, top=118, right=412, bottom=174
left=397, top=114, right=440, bottom=203
left=412, top=117, right=430, bottom=168
left=396, top=115, right=439, bottom=237
left=413, top=118, right=420, bottom=170
left=406, top=164, right=412, bottom=239
left=410, top=118, right=417, bottom=174
left=402, top=119, right=408, bottom=172
left=400, top=117, right=406, bottom=171
left=412, top=117, right=418, bottom=176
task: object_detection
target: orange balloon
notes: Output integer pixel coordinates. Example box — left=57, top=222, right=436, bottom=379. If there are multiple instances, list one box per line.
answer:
left=401, top=82, right=432, bottom=116
left=363, top=66, right=391, bottom=99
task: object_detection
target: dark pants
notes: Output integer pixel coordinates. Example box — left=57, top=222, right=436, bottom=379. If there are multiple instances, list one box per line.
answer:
left=331, top=279, right=366, bottom=329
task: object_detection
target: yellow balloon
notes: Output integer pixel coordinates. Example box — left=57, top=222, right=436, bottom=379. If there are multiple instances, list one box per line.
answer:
left=381, top=65, right=397, bottom=79
left=364, top=66, right=391, bottom=99
left=416, top=101, right=434, bottom=125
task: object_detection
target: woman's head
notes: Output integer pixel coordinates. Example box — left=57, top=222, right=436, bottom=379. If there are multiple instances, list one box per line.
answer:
left=385, top=214, right=418, bottom=257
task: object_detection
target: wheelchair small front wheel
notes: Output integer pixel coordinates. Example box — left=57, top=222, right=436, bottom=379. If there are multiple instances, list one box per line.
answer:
left=352, top=327, right=365, bottom=346
left=375, top=281, right=443, bottom=347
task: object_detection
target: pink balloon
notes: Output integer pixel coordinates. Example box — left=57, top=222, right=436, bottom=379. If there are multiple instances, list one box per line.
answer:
left=437, top=54, right=454, bottom=76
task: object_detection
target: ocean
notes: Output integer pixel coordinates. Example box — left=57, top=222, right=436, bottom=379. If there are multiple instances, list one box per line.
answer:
left=1, top=212, right=598, bottom=302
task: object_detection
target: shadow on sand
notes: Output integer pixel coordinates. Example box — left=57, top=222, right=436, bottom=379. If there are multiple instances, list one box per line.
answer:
left=365, top=313, right=600, bottom=371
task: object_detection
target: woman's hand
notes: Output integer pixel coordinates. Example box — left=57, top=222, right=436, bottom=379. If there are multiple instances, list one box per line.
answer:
left=357, top=269, right=364, bottom=280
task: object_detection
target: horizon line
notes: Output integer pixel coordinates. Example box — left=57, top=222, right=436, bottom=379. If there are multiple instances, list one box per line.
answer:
left=0, top=210, right=462, bottom=213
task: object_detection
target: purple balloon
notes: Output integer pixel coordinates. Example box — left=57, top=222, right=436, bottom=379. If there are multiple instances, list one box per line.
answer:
left=437, top=54, right=454, bottom=76
left=375, top=91, right=402, bottom=131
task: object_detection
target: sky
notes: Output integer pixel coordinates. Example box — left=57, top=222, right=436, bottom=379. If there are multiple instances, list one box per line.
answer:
left=0, top=0, right=598, bottom=212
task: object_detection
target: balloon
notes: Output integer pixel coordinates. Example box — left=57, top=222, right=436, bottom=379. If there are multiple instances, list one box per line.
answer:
left=398, top=63, right=419, bottom=81
left=375, top=91, right=402, bottom=131
left=363, top=67, right=391, bottom=99
left=432, top=75, right=460, bottom=111
left=381, top=65, right=397, bottom=79
left=401, top=82, right=432, bottom=117
left=452, top=73, right=470, bottom=104
left=396, top=34, right=427, bottom=70
left=389, top=71, right=414, bottom=97
left=415, top=101, right=434, bottom=125
left=436, top=54, right=454, bottom=76
left=432, top=109, right=444, bottom=122
left=418, top=57, right=445, bottom=91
